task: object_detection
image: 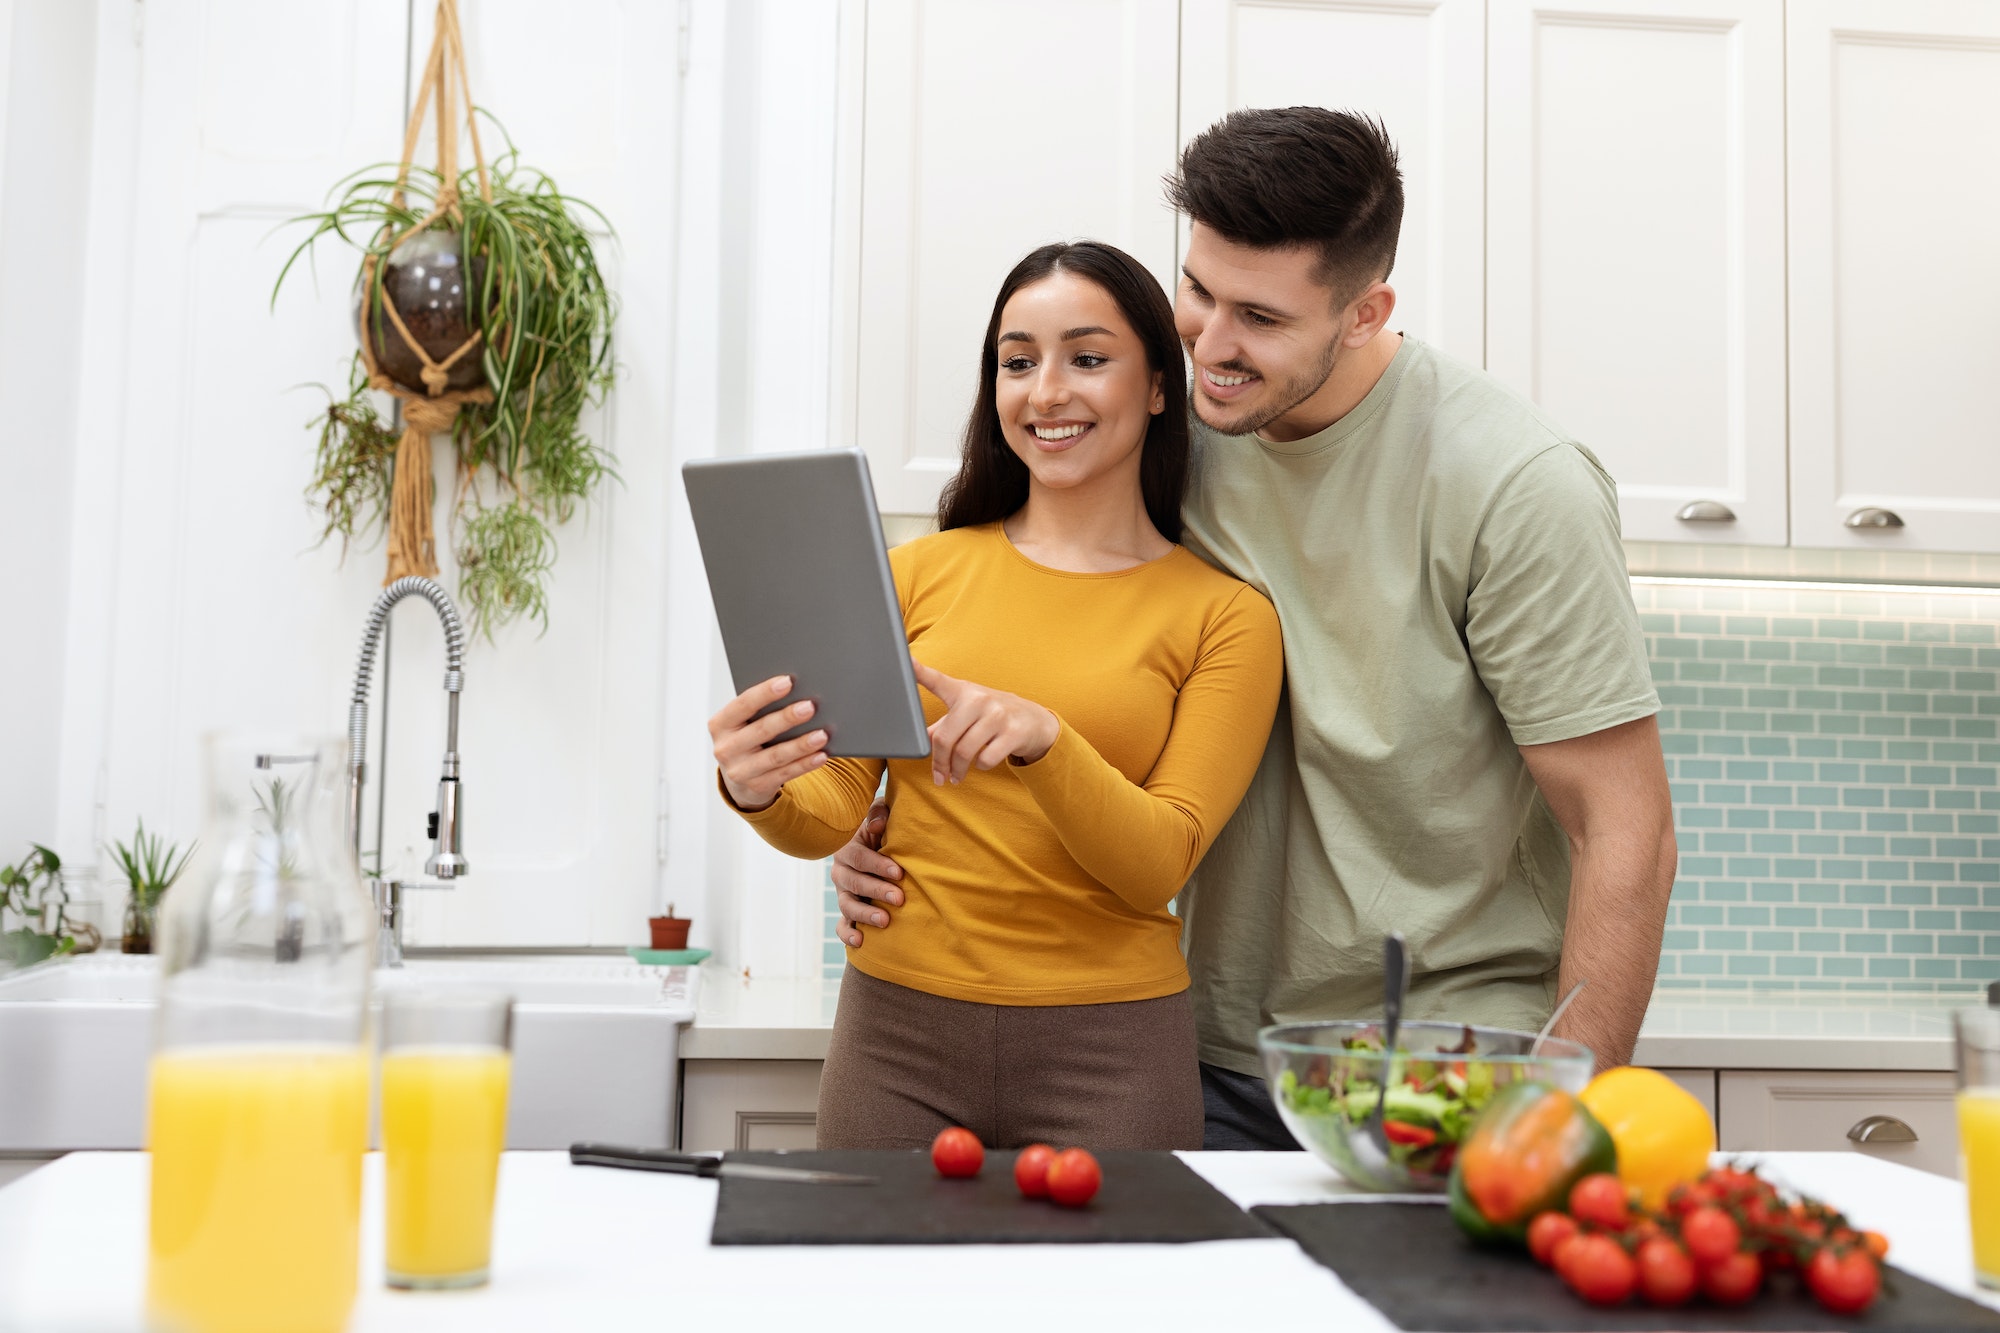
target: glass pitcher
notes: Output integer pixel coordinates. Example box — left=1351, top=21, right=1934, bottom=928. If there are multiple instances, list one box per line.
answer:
left=146, top=733, right=374, bottom=1333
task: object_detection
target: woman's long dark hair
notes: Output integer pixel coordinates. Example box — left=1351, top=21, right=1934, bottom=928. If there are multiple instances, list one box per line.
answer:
left=936, top=241, right=1189, bottom=543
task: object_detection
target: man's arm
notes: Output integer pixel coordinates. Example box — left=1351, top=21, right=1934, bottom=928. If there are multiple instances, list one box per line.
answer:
left=1517, top=714, right=1677, bottom=1071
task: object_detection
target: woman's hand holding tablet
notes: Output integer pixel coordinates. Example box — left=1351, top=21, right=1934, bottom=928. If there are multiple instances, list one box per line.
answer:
left=709, top=675, right=830, bottom=812
left=913, top=661, right=1059, bottom=787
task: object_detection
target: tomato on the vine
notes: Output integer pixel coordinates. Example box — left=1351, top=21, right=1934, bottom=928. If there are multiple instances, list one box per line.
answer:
left=1634, top=1237, right=1697, bottom=1308
left=1665, top=1179, right=1717, bottom=1215
left=1862, top=1230, right=1891, bottom=1260
left=930, top=1127, right=984, bottom=1178
left=1567, top=1173, right=1630, bottom=1230
left=1526, top=1211, right=1578, bottom=1267
left=1699, top=1250, right=1763, bottom=1306
left=1013, top=1143, right=1055, bottom=1198
left=1561, top=1234, right=1637, bottom=1306
left=1681, top=1205, right=1742, bottom=1267
left=1806, top=1247, right=1882, bottom=1315
left=1045, top=1148, right=1102, bottom=1207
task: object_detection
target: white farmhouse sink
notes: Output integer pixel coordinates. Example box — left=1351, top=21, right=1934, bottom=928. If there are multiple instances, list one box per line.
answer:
left=0, top=954, right=699, bottom=1152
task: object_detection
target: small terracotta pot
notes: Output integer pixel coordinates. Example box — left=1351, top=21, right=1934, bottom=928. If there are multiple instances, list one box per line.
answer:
left=648, top=916, right=691, bottom=951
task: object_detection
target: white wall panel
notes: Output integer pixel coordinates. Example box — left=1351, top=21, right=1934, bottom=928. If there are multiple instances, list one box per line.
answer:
left=0, top=0, right=93, bottom=870
left=54, top=0, right=683, bottom=950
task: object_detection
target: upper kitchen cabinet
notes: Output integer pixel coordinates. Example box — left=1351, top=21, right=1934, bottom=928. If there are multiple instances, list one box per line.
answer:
left=844, top=1, right=1179, bottom=515
left=1179, top=0, right=1484, bottom=362
left=1786, top=0, right=2000, bottom=553
left=1486, top=0, right=1788, bottom=546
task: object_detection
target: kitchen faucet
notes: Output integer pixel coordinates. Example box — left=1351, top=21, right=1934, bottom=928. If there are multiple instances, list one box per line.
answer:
left=346, top=575, right=469, bottom=967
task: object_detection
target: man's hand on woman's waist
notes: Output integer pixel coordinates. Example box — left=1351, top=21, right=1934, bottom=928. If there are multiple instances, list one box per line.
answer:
left=833, top=799, right=903, bottom=948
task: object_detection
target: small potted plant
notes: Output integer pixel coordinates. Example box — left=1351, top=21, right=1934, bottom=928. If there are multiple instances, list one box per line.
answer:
left=0, top=844, right=79, bottom=968
left=106, top=820, right=195, bottom=956
left=648, top=904, right=692, bottom=952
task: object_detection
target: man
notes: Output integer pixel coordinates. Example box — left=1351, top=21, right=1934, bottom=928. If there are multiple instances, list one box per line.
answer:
left=835, top=108, right=1677, bottom=1149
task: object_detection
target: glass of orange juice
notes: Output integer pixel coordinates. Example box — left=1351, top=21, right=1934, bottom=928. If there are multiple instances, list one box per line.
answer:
left=1955, top=1007, right=2000, bottom=1288
left=379, top=990, right=513, bottom=1290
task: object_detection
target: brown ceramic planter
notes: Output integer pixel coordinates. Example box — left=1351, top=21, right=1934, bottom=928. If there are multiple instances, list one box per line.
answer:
left=648, top=915, right=691, bottom=951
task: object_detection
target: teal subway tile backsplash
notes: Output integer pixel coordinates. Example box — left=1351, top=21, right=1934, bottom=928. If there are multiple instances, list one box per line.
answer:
left=819, top=579, right=2000, bottom=984
left=1637, top=579, right=2000, bottom=993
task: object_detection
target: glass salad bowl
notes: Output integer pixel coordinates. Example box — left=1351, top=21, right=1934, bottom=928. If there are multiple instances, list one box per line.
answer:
left=1258, top=1020, right=1594, bottom=1193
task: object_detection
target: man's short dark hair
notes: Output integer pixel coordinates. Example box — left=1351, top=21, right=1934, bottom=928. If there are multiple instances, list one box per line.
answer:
left=1166, top=107, right=1404, bottom=304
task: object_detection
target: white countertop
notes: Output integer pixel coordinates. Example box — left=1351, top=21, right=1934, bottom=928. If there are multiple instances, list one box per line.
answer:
left=681, top=968, right=841, bottom=1059
left=684, top=968, right=1971, bottom=1071
left=0, top=1150, right=1989, bottom=1331
left=1635, top=987, right=1961, bottom=1071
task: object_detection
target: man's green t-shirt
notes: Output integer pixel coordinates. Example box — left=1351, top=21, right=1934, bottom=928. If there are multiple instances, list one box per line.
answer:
left=1177, top=335, right=1659, bottom=1078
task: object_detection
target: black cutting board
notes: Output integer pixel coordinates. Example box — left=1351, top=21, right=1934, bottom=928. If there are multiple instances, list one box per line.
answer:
left=1253, top=1203, right=2000, bottom=1332
left=710, top=1149, right=1275, bottom=1245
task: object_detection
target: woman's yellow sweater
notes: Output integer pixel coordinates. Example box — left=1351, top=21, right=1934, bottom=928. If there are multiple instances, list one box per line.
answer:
left=734, top=522, right=1283, bottom=1005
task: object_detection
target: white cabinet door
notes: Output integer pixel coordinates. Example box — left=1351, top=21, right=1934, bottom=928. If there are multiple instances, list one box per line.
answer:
left=846, top=0, right=1179, bottom=516
left=1487, top=0, right=1788, bottom=546
left=1787, top=0, right=2000, bottom=553
left=1179, top=0, right=1484, bottom=363
left=679, top=1059, right=824, bottom=1152
left=1718, top=1070, right=1959, bottom=1179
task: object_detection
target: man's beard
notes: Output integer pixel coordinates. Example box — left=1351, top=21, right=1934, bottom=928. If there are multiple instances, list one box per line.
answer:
left=1188, top=331, right=1342, bottom=437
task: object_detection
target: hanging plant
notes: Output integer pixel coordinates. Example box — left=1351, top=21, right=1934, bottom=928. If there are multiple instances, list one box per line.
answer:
left=275, top=0, right=615, bottom=636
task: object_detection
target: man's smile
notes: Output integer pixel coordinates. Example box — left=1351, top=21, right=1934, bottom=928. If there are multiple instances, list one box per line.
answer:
left=1198, top=365, right=1261, bottom=400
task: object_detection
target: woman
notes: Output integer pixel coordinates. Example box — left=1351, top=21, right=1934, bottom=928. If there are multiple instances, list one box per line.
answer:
left=707, top=241, right=1282, bottom=1150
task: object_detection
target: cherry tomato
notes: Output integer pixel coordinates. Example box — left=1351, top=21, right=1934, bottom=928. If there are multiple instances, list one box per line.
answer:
left=1666, top=1180, right=1716, bottom=1216
left=1681, top=1205, right=1742, bottom=1267
left=1013, top=1143, right=1055, bottom=1198
left=1806, top=1247, right=1882, bottom=1315
left=930, top=1127, right=984, bottom=1178
left=1635, top=1236, right=1697, bottom=1308
left=1551, top=1231, right=1591, bottom=1287
left=1862, top=1229, right=1891, bottom=1260
left=1699, top=1250, right=1763, bottom=1306
left=1568, top=1173, right=1630, bottom=1230
left=1527, top=1211, right=1580, bottom=1267
left=1561, top=1233, right=1637, bottom=1306
left=1045, top=1148, right=1102, bottom=1207
left=1624, top=1216, right=1663, bottom=1247
left=1382, top=1120, right=1438, bottom=1148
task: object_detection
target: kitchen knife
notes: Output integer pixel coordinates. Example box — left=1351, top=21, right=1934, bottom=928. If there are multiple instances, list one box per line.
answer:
left=569, top=1142, right=876, bottom=1185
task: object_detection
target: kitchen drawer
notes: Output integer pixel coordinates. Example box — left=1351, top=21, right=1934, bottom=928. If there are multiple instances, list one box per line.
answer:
left=679, top=1059, right=822, bottom=1152
left=1718, top=1070, right=1958, bottom=1179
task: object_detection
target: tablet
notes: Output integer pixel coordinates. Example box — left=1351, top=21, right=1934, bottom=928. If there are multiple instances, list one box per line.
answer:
left=682, top=448, right=930, bottom=759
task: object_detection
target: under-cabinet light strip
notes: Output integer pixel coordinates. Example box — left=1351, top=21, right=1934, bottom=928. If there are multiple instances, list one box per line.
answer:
left=1630, top=574, right=2000, bottom=599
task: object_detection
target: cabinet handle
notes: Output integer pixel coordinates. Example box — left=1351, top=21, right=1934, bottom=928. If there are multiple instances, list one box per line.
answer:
left=1847, top=1114, right=1918, bottom=1144
left=1676, top=500, right=1737, bottom=523
left=1844, top=507, right=1905, bottom=530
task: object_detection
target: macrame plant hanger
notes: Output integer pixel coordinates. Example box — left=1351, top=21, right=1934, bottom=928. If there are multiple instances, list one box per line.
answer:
left=358, top=0, right=494, bottom=583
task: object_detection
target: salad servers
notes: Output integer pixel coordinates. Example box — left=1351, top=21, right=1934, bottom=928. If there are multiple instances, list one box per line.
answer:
left=1353, top=932, right=1412, bottom=1176
left=1530, top=979, right=1589, bottom=1056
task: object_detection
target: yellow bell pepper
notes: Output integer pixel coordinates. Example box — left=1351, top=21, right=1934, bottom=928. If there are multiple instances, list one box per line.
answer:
left=1579, top=1066, right=1716, bottom=1209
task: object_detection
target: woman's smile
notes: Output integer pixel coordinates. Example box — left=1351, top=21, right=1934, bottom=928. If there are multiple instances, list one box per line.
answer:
left=1027, top=420, right=1095, bottom=450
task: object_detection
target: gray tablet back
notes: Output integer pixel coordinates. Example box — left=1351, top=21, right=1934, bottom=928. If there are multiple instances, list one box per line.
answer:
left=682, top=449, right=930, bottom=759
